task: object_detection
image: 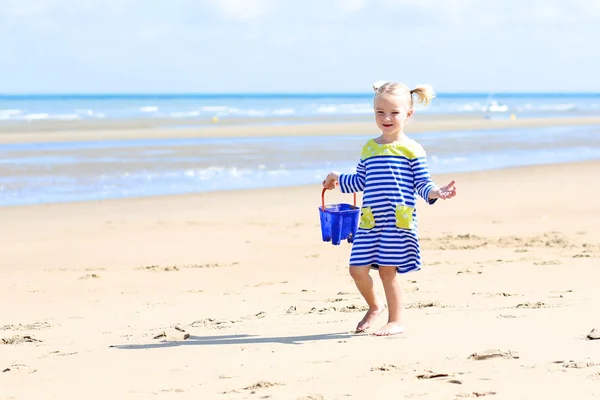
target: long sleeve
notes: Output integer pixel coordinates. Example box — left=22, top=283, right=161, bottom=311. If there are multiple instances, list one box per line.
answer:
left=410, top=155, right=437, bottom=205
left=339, top=159, right=366, bottom=193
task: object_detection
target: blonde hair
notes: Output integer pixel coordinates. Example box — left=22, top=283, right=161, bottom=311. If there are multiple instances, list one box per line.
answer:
left=372, top=80, right=436, bottom=107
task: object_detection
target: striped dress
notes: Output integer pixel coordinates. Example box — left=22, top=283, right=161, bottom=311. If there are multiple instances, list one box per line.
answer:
left=338, top=137, right=437, bottom=274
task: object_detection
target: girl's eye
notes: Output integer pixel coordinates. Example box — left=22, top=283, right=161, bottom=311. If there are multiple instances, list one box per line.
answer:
left=393, top=112, right=399, bottom=115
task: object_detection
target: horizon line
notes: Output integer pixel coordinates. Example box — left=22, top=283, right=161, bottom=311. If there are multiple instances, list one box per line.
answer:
left=1, top=91, right=600, bottom=98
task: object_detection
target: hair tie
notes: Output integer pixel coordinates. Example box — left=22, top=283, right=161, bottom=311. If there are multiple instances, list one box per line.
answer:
left=372, top=80, right=387, bottom=92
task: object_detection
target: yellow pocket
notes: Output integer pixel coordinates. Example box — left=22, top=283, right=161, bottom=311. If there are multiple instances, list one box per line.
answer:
left=395, top=205, right=415, bottom=230
left=359, top=207, right=375, bottom=229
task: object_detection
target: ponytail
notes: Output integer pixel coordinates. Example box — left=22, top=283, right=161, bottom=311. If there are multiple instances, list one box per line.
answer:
left=373, top=80, right=435, bottom=108
left=410, top=85, right=436, bottom=106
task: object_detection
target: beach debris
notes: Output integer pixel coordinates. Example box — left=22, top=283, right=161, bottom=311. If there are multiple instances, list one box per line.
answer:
left=468, top=349, right=519, bottom=361
left=1, top=335, right=43, bottom=345
left=587, top=329, right=600, bottom=340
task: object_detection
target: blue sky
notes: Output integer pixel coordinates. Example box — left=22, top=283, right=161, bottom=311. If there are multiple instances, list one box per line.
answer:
left=1, top=0, right=599, bottom=93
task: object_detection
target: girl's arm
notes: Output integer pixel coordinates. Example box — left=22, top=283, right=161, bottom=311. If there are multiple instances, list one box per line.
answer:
left=410, top=156, right=438, bottom=205
left=325, top=159, right=366, bottom=193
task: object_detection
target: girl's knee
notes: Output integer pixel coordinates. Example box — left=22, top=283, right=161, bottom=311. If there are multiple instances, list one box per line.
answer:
left=349, top=265, right=370, bottom=280
left=378, top=266, right=397, bottom=281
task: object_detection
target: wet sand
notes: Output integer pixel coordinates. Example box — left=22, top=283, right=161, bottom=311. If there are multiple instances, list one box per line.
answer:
left=2, top=114, right=600, bottom=144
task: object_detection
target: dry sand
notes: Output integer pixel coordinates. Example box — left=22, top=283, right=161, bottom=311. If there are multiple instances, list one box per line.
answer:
left=2, top=156, right=600, bottom=399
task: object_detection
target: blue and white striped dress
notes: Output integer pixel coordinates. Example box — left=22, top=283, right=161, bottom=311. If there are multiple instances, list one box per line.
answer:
left=338, top=138, right=437, bottom=274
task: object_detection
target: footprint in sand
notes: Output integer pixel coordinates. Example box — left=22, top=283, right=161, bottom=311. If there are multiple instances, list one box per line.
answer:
left=587, top=329, right=600, bottom=340
left=457, top=269, right=483, bottom=275
left=515, top=301, right=547, bottom=309
left=406, top=301, right=444, bottom=309
left=1, top=321, right=51, bottom=331
left=498, top=314, right=524, bottom=319
left=139, top=265, right=179, bottom=272
left=472, top=292, right=516, bottom=297
left=416, top=370, right=450, bottom=379
left=285, top=306, right=298, bottom=314
left=371, top=364, right=402, bottom=372
left=224, top=381, right=282, bottom=395
left=533, top=260, right=562, bottom=266
left=552, top=360, right=598, bottom=369
left=2, top=363, right=37, bottom=374
left=153, top=326, right=190, bottom=341
left=469, top=349, right=519, bottom=361
left=1, top=335, right=43, bottom=345
left=327, top=298, right=345, bottom=303
left=190, top=318, right=239, bottom=329
left=45, top=351, right=79, bottom=358
left=457, top=392, right=497, bottom=398
left=78, top=274, right=101, bottom=280
left=309, top=304, right=369, bottom=314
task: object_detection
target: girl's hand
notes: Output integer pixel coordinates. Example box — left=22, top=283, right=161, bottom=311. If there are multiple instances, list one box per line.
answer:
left=322, top=171, right=340, bottom=190
left=432, top=180, right=457, bottom=200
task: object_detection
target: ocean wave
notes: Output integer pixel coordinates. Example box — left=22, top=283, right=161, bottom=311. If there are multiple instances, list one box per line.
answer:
left=0, top=94, right=598, bottom=122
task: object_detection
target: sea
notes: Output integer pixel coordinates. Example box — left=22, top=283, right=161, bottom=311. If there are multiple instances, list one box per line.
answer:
left=1, top=93, right=599, bottom=207
left=1, top=92, right=599, bottom=122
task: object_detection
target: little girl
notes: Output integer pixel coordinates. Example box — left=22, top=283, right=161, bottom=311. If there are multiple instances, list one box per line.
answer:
left=322, top=80, right=457, bottom=336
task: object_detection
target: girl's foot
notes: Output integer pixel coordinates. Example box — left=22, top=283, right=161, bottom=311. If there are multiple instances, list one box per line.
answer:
left=355, top=305, right=385, bottom=332
left=373, top=322, right=404, bottom=336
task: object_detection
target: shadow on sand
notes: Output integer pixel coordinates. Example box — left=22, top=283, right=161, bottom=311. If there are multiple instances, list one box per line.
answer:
left=109, top=332, right=359, bottom=350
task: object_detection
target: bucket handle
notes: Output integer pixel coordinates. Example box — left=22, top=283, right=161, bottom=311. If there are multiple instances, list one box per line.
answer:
left=321, top=187, right=357, bottom=210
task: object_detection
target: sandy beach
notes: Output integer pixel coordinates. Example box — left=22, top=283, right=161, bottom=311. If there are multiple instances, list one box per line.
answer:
left=2, top=114, right=600, bottom=399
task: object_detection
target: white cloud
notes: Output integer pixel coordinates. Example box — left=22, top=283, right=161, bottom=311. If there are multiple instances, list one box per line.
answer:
left=336, top=0, right=366, bottom=13
left=0, top=0, right=598, bottom=92
left=203, top=0, right=271, bottom=20
left=381, top=0, right=600, bottom=24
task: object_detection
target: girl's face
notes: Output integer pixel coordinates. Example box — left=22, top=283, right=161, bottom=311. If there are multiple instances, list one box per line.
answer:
left=374, top=94, right=413, bottom=135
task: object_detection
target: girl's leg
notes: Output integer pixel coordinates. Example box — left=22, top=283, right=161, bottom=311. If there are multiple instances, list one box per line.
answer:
left=374, top=266, right=404, bottom=336
left=349, top=265, right=385, bottom=332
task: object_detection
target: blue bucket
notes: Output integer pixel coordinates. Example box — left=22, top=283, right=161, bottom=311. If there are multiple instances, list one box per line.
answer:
left=319, top=188, right=360, bottom=245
